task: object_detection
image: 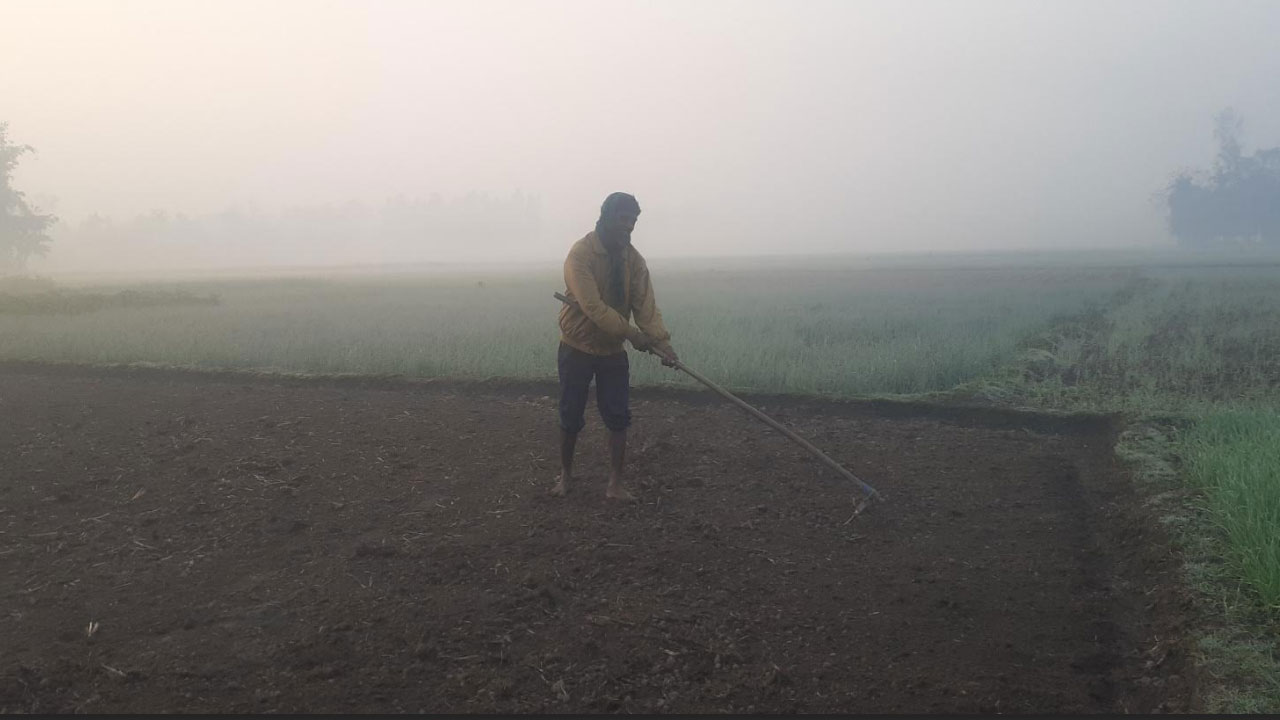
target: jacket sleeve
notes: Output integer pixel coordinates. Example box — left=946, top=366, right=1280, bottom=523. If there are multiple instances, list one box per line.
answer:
left=564, top=246, right=637, bottom=341
left=630, top=253, right=672, bottom=345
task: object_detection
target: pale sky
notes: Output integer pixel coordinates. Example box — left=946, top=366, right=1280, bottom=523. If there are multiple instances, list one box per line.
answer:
left=5, top=0, right=1280, bottom=269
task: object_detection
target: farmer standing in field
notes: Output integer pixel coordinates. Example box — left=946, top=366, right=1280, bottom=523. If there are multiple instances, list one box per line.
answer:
left=552, top=192, right=678, bottom=501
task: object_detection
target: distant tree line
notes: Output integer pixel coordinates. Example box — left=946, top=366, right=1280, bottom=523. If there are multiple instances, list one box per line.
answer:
left=1166, top=109, right=1280, bottom=246
left=6, top=118, right=544, bottom=273
left=52, top=191, right=542, bottom=271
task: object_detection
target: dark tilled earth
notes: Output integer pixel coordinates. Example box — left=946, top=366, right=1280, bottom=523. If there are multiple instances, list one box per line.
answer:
left=0, top=364, right=1194, bottom=713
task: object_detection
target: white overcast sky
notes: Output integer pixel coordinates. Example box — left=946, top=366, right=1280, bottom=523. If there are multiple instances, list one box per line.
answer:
left=5, top=0, right=1280, bottom=264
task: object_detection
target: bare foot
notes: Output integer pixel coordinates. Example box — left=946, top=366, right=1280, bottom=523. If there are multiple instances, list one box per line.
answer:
left=605, top=480, right=636, bottom=502
left=550, top=474, right=569, bottom=497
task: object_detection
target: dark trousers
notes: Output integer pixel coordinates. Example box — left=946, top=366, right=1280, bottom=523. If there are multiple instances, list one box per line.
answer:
left=557, top=342, right=631, bottom=433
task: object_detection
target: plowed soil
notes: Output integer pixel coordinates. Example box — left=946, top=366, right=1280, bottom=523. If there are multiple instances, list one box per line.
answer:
left=0, top=364, right=1193, bottom=713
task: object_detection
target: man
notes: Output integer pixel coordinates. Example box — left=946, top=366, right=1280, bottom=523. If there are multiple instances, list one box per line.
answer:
left=552, top=192, right=678, bottom=501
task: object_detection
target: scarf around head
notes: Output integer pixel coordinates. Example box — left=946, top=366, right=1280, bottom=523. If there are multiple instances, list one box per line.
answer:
left=595, top=192, right=640, bottom=314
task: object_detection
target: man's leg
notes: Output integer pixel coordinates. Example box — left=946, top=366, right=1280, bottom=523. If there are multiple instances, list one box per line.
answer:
left=595, top=350, right=635, bottom=501
left=553, top=343, right=591, bottom=497
left=606, top=427, right=633, bottom=501
left=553, top=427, right=578, bottom=497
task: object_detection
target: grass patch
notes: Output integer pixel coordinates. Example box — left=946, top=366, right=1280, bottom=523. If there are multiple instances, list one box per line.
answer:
left=1117, top=422, right=1280, bottom=713
left=1002, top=268, right=1280, bottom=413
left=0, top=264, right=1133, bottom=396
left=1182, top=411, right=1280, bottom=608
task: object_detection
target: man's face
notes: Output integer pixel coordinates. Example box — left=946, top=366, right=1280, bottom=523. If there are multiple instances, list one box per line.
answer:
left=604, top=210, right=639, bottom=237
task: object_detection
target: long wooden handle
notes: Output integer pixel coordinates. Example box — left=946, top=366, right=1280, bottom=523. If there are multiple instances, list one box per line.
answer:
left=554, top=291, right=881, bottom=501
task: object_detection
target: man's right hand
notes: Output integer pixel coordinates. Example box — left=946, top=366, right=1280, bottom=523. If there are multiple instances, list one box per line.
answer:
left=628, top=330, right=654, bottom=352
left=654, top=342, right=679, bottom=367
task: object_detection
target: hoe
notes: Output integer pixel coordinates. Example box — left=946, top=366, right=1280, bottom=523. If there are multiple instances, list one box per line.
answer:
left=554, top=292, right=882, bottom=514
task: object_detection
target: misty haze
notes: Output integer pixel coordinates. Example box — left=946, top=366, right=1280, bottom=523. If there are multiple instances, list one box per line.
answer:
left=3, top=0, right=1280, bottom=715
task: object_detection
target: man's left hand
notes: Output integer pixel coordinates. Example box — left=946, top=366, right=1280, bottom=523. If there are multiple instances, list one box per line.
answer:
left=654, top=343, right=679, bottom=368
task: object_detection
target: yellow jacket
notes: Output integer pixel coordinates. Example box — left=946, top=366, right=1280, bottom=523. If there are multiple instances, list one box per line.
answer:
left=558, top=231, right=672, bottom=356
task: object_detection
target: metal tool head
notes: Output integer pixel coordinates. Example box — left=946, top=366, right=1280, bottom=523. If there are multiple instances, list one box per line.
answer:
left=851, top=491, right=882, bottom=518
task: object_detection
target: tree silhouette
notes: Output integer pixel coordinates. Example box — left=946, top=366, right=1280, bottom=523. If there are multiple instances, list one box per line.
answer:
left=0, top=122, right=56, bottom=272
left=1166, top=109, right=1280, bottom=246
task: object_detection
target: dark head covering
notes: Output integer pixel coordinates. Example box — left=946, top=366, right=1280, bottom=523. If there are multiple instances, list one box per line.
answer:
left=595, top=192, right=639, bottom=313
left=598, top=192, right=640, bottom=223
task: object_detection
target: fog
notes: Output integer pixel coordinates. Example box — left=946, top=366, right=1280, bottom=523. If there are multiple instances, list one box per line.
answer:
left=5, top=0, right=1280, bottom=273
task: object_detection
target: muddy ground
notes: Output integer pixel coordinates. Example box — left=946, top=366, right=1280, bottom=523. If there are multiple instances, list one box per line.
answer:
left=0, top=364, right=1194, bottom=713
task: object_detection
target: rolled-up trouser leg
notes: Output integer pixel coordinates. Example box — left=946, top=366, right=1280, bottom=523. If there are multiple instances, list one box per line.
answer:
left=594, top=350, right=631, bottom=432
left=557, top=342, right=594, bottom=434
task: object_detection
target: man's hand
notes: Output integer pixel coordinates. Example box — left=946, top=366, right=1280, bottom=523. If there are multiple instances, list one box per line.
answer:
left=654, top=342, right=679, bottom=368
left=628, top=330, right=654, bottom=352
